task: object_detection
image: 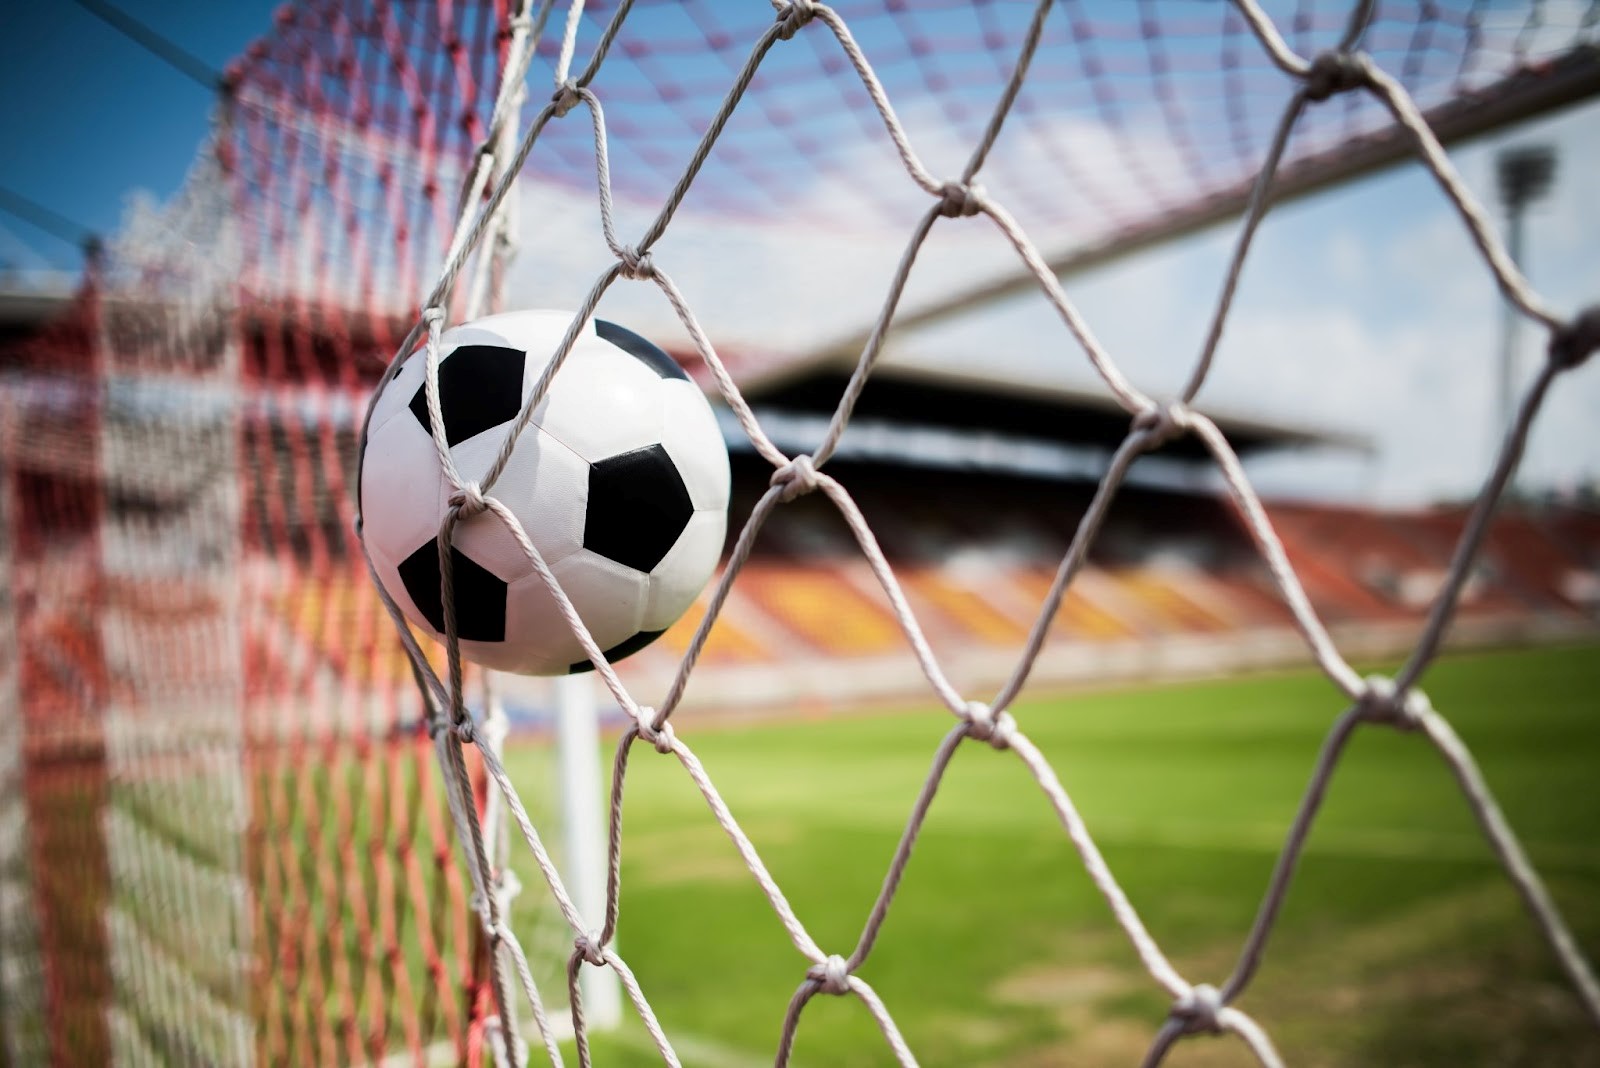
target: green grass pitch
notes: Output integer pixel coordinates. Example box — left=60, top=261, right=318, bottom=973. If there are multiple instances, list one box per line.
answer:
left=501, top=643, right=1600, bottom=1067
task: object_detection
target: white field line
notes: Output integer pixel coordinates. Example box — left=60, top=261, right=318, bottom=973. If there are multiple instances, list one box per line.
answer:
left=610, top=1023, right=768, bottom=1068
left=1073, top=821, right=1600, bottom=873
left=380, top=1017, right=765, bottom=1068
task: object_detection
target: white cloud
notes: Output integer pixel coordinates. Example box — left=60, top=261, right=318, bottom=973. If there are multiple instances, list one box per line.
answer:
left=895, top=100, right=1600, bottom=507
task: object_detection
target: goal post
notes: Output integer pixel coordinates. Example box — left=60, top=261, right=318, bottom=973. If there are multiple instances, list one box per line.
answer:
left=552, top=675, right=622, bottom=1033
left=798, top=42, right=1600, bottom=361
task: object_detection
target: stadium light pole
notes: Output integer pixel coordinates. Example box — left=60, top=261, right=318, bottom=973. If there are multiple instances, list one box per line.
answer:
left=1494, top=145, right=1555, bottom=456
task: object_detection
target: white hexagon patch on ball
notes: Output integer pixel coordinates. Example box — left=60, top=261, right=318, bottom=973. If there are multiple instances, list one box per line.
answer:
left=360, top=309, right=730, bottom=676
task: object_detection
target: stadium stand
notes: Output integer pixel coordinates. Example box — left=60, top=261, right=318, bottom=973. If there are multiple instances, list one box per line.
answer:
left=1256, top=504, right=1419, bottom=624
left=1407, top=507, right=1583, bottom=615
left=1008, top=569, right=1139, bottom=641
left=739, top=564, right=906, bottom=659
left=6, top=291, right=1600, bottom=718
left=897, top=567, right=1031, bottom=647
left=655, top=596, right=770, bottom=667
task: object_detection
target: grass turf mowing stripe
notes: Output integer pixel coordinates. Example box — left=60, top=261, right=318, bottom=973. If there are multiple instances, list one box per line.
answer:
left=497, top=642, right=1600, bottom=1066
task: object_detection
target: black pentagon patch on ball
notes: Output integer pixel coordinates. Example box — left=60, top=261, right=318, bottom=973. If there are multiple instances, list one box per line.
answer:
left=568, top=629, right=667, bottom=674
left=397, top=541, right=507, bottom=642
left=595, top=319, right=690, bottom=382
left=584, top=444, right=694, bottom=573
left=408, top=344, right=526, bottom=446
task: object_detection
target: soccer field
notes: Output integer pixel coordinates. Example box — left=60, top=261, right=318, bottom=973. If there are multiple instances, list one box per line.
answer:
left=502, top=643, right=1600, bottom=1067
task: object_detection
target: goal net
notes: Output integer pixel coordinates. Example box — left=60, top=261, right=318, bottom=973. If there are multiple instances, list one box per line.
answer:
left=2, top=1, right=1597, bottom=1066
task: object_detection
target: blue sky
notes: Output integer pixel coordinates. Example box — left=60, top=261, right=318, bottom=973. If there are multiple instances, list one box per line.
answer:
left=1040, top=98, right=1600, bottom=505
left=2, top=2, right=1595, bottom=505
left=509, top=86, right=1600, bottom=507
left=0, top=2, right=278, bottom=276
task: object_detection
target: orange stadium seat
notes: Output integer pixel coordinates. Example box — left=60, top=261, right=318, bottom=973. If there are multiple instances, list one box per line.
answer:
left=1395, top=511, right=1529, bottom=615
left=899, top=567, right=1029, bottom=646
left=1195, top=572, right=1295, bottom=628
left=740, top=564, right=905, bottom=656
left=1009, top=568, right=1136, bottom=641
left=657, top=597, right=769, bottom=664
left=1476, top=513, right=1589, bottom=613
left=1265, top=507, right=1413, bottom=623
left=1106, top=569, right=1230, bottom=634
left=1548, top=509, right=1600, bottom=552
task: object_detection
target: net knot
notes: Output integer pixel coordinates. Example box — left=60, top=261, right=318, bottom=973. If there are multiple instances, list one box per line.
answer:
left=421, top=305, right=446, bottom=328
left=771, top=454, right=820, bottom=502
left=937, top=180, right=985, bottom=218
left=454, top=718, right=477, bottom=743
left=449, top=480, right=491, bottom=519
left=636, top=714, right=676, bottom=754
left=1550, top=304, right=1600, bottom=371
left=1132, top=402, right=1188, bottom=448
left=618, top=245, right=655, bottom=280
left=1171, top=982, right=1225, bottom=1034
left=574, top=931, right=606, bottom=967
left=494, top=225, right=521, bottom=258
left=483, top=711, right=510, bottom=747
left=551, top=80, right=582, bottom=117
left=493, top=868, right=523, bottom=909
left=774, top=0, right=818, bottom=41
left=964, top=700, right=1016, bottom=750
left=467, top=890, right=494, bottom=932
left=807, top=954, right=852, bottom=995
left=1304, top=51, right=1368, bottom=102
left=1358, top=674, right=1430, bottom=732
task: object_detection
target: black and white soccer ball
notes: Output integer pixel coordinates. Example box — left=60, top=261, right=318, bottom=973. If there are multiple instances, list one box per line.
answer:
left=360, top=309, right=729, bottom=676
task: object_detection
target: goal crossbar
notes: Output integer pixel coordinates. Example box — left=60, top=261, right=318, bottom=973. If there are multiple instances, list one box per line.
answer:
left=795, top=42, right=1600, bottom=363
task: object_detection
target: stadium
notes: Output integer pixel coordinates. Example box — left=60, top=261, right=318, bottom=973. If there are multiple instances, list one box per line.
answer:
left=2, top=2, right=1599, bottom=1067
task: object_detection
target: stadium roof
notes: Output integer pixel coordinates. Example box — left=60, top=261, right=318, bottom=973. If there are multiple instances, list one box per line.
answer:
left=732, top=354, right=1369, bottom=461
left=0, top=289, right=77, bottom=333
left=2, top=286, right=1365, bottom=461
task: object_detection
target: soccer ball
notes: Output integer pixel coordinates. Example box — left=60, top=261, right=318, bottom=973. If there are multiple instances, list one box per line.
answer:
left=359, top=309, right=729, bottom=676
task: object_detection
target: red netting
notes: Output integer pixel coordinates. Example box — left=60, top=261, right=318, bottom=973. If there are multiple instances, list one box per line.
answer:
left=234, top=5, right=518, bottom=1062
left=3, top=3, right=516, bottom=1065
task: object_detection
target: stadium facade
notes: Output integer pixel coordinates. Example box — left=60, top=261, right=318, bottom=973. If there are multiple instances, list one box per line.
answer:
left=6, top=285, right=1598, bottom=725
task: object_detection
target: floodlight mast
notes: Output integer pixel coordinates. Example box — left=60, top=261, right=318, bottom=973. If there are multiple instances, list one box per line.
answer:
left=1495, top=144, right=1555, bottom=458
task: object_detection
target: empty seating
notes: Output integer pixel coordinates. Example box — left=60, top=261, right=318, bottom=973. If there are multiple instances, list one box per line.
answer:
left=657, top=599, right=769, bottom=664
left=899, top=567, right=1029, bottom=646
left=739, top=564, right=904, bottom=657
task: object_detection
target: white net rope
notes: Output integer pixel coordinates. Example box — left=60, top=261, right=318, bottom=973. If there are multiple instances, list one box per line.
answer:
left=352, top=1, right=1600, bottom=1065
